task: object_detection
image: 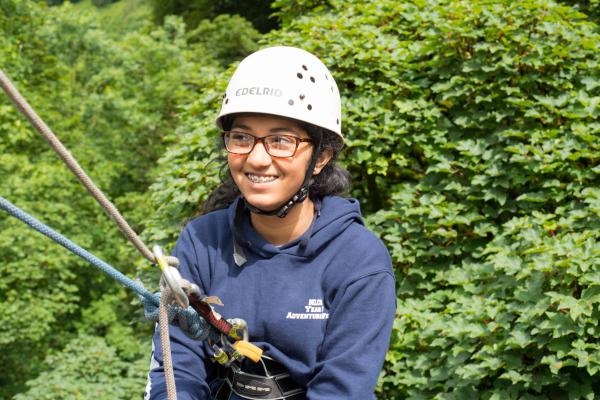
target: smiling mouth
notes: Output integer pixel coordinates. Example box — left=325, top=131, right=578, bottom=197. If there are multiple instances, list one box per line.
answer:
left=246, top=173, right=277, bottom=183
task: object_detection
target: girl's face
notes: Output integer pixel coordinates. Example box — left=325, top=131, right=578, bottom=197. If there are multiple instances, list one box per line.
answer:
left=227, top=114, right=314, bottom=212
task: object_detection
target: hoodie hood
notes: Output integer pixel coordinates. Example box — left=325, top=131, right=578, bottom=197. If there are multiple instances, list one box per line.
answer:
left=228, top=196, right=363, bottom=263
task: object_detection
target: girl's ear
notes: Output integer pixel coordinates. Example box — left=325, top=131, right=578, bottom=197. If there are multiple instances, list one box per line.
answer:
left=313, top=148, right=333, bottom=175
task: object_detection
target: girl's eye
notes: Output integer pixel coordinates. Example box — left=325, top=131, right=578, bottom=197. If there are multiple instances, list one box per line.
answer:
left=231, top=132, right=252, bottom=142
left=270, top=135, right=295, bottom=145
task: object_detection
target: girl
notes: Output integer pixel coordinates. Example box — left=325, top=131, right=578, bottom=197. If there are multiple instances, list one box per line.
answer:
left=146, top=46, right=396, bottom=400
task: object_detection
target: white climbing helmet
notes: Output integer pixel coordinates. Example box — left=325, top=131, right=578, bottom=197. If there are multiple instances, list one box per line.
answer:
left=216, top=46, right=342, bottom=138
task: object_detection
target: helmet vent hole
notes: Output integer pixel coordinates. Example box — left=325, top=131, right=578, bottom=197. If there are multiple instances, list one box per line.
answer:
left=299, top=94, right=305, bottom=100
left=307, top=104, right=313, bottom=110
left=302, top=65, right=308, bottom=71
left=310, top=76, right=315, bottom=83
left=297, top=73, right=303, bottom=79
left=331, top=86, right=334, bottom=92
left=325, top=74, right=329, bottom=80
left=225, top=99, right=229, bottom=104
left=288, top=99, right=294, bottom=105
left=336, top=118, right=339, bottom=124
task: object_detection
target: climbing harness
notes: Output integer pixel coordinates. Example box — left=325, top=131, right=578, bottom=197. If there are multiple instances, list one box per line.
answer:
left=0, top=69, right=265, bottom=399
left=213, top=356, right=306, bottom=400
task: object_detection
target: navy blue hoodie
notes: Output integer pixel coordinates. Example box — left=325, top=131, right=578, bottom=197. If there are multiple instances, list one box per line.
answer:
left=146, top=196, right=396, bottom=400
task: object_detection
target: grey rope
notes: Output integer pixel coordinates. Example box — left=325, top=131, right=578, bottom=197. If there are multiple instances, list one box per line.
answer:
left=0, top=69, right=178, bottom=268
left=160, top=289, right=178, bottom=399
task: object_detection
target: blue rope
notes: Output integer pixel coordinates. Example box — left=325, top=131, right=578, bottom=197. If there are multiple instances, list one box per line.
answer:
left=0, top=195, right=159, bottom=306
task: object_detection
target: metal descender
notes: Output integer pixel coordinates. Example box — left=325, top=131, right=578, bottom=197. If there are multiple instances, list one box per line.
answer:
left=153, top=246, right=263, bottom=367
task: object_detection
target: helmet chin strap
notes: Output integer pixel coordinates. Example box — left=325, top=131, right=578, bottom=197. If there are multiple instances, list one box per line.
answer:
left=243, top=131, right=322, bottom=218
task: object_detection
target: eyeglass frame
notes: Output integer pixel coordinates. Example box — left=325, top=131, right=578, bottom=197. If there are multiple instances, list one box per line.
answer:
left=221, top=130, right=313, bottom=158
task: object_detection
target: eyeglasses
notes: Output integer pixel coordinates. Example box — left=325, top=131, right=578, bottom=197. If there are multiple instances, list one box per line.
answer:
left=222, top=131, right=312, bottom=158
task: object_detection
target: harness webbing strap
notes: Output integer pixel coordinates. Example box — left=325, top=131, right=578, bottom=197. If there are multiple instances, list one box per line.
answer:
left=0, top=69, right=178, bottom=268
left=0, top=194, right=159, bottom=306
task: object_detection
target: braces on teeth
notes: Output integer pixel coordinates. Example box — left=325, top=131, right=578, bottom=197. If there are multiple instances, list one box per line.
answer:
left=248, top=174, right=276, bottom=183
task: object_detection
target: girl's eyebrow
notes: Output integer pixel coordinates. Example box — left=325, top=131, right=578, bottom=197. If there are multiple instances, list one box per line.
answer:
left=230, top=122, right=252, bottom=130
left=270, top=127, right=299, bottom=134
left=230, top=123, right=300, bottom=135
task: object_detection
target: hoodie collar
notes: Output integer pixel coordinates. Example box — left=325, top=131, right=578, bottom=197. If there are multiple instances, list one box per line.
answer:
left=229, top=196, right=361, bottom=266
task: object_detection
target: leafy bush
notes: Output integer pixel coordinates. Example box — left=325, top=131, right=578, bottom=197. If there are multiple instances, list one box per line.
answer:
left=13, top=334, right=149, bottom=400
left=147, top=0, right=599, bottom=398
left=187, top=14, right=261, bottom=67
left=270, top=0, right=332, bottom=26
left=142, top=68, right=227, bottom=245
left=559, top=0, right=600, bottom=21
left=91, top=0, right=118, bottom=7
left=150, top=0, right=213, bottom=28
left=151, top=0, right=277, bottom=32
left=0, top=1, right=218, bottom=396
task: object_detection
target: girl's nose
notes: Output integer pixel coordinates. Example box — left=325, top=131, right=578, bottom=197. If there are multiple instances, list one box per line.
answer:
left=245, top=140, right=271, bottom=167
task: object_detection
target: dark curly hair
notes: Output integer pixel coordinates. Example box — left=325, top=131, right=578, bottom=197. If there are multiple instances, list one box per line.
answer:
left=202, top=118, right=351, bottom=214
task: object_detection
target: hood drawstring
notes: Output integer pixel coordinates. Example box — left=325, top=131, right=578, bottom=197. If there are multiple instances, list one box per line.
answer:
left=299, top=199, right=321, bottom=248
left=232, top=199, right=248, bottom=267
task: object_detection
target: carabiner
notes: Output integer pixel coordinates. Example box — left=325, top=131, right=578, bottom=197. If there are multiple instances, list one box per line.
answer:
left=153, top=245, right=189, bottom=308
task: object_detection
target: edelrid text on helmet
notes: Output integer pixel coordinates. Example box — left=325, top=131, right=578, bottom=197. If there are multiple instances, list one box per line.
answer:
left=235, top=87, right=283, bottom=97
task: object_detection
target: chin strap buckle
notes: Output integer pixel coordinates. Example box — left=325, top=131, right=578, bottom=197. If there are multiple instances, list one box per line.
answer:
left=275, top=186, right=309, bottom=218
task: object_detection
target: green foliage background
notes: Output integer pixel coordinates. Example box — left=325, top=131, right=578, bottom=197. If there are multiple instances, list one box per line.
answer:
left=0, top=0, right=598, bottom=398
